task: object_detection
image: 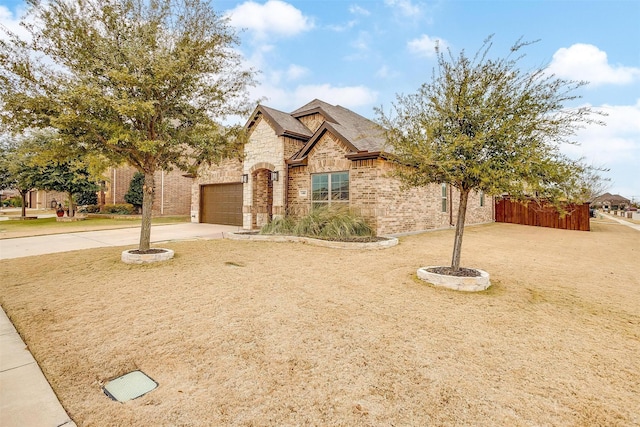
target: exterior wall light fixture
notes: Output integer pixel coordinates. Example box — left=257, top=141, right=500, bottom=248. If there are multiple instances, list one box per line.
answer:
left=270, top=171, right=279, bottom=181
left=241, top=174, right=249, bottom=183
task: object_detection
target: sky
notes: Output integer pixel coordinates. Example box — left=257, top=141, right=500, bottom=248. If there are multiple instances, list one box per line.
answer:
left=1, top=0, right=639, bottom=200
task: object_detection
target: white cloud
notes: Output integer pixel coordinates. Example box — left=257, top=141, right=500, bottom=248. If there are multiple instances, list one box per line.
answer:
left=328, top=20, right=358, bottom=32
left=407, top=34, right=447, bottom=58
left=570, top=101, right=640, bottom=164
left=548, top=44, right=640, bottom=86
left=375, top=64, right=400, bottom=79
left=329, top=4, right=369, bottom=32
left=349, top=5, right=371, bottom=16
left=351, top=31, right=371, bottom=51
left=285, top=64, right=308, bottom=81
left=226, top=0, right=313, bottom=39
left=251, top=82, right=378, bottom=112
left=0, top=5, right=30, bottom=42
left=384, top=0, right=421, bottom=17
left=291, top=84, right=378, bottom=108
left=376, top=65, right=390, bottom=78
left=566, top=100, right=640, bottom=197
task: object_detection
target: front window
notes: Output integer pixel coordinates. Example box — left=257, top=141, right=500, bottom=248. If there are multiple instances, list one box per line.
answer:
left=441, top=183, right=448, bottom=212
left=312, top=172, right=349, bottom=209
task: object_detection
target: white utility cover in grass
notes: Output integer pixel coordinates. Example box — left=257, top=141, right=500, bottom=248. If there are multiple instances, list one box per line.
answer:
left=103, top=370, right=158, bottom=402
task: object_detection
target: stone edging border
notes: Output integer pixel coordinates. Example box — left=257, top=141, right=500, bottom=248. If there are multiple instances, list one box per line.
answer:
left=224, top=232, right=398, bottom=250
left=121, top=248, right=175, bottom=264
left=417, top=266, right=491, bottom=292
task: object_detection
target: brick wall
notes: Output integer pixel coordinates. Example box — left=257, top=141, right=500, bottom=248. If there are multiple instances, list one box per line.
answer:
left=104, top=166, right=193, bottom=216
left=297, top=113, right=325, bottom=133
left=154, top=170, right=192, bottom=216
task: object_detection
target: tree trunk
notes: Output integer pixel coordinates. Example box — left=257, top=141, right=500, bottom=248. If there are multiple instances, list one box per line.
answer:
left=139, top=172, right=155, bottom=251
left=20, top=190, right=27, bottom=217
left=67, top=191, right=75, bottom=217
left=451, top=188, right=470, bottom=272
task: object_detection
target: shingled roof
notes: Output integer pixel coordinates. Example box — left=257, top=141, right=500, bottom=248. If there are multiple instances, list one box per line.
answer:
left=246, top=99, right=387, bottom=160
left=590, top=192, right=631, bottom=205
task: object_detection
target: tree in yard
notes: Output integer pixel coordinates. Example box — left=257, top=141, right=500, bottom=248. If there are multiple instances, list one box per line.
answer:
left=1, top=130, right=102, bottom=216
left=576, top=164, right=611, bottom=203
left=376, top=36, right=603, bottom=273
left=1, top=0, right=255, bottom=251
left=124, top=172, right=145, bottom=213
left=37, top=159, right=101, bottom=217
left=0, top=136, right=43, bottom=217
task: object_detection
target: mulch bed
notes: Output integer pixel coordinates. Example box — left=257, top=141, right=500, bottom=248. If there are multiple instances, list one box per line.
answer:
left=426, top=266, right=482, bottom=277
left=255, top=232, right=388, bottom=243
left=127, top=248, right=169, bottom=255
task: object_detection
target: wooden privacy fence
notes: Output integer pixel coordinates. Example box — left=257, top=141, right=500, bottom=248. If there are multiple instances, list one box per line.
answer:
left=495, top=198, right=590, bottom=231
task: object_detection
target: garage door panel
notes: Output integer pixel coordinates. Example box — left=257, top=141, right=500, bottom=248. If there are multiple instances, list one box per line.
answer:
left=200, top=183, right=243, bottom=226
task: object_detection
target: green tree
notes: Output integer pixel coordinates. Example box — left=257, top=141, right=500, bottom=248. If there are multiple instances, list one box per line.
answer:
left=2, top=130, right=103, bottom=216
left=0, top=135, right=45, bottom=217
left=1, top=0, right=255, bottom=251
left=124, top=172, right=145, bottom=213
left=377, top=36, right=603, bottom=272
left=37, top=161, right=100, bottom=217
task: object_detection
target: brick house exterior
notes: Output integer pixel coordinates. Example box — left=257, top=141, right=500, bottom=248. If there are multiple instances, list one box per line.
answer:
left=192, top=99, right=494, bottom=235
left=104, top=166, right=192, bottom=216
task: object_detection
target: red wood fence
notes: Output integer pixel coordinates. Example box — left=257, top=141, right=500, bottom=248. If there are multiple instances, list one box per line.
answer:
left=495, top=198, right=590, bottom=231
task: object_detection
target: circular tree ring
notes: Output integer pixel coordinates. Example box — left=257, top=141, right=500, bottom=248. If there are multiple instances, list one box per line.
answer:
left=417, top=266, right=491, bottom=292
left=121, top=248, right=174, bottom=264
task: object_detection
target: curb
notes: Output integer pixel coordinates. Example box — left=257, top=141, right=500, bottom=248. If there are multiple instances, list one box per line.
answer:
left=224, top=232, right=399, bottom=250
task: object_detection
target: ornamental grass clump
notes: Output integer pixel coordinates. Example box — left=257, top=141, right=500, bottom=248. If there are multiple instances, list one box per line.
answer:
left=259, top=216, right=296, bottom=235
left=317, top=208, right=374, bottom=240
left=260, top=207, right=375, bottom=241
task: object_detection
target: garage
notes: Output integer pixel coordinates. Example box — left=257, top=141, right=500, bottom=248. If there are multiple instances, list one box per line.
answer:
left=200, top=183, right=243, bottom=226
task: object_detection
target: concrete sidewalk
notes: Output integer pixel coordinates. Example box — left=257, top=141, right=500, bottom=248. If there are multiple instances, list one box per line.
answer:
left=600, top=213, right=640, bottom=232
left=0, top=222, right=240, bottom=426
left=0, top=222, right=241, bottom=260
left=0, top=308, right=76, bottom=426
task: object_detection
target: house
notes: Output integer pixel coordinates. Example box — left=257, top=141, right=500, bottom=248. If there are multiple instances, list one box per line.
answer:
left=191, top=99, right=494, bottom=235
left=590, top=192, right=631, bottom=212
left=103, top=166, right=192, bottom=216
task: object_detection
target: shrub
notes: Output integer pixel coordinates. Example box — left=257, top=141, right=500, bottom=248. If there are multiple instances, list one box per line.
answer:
left=3, top=196, right=22, bottom=207
left=75, top=190, right=98, bottom=206
left=102, top=203, right=136, bottom=215
left=78, top=204, right=100, bottom=213
left=124, top=172, right=144, bottom=212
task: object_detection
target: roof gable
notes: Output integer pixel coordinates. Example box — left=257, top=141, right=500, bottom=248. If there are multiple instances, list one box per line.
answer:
left=288, top=100, right=387, bottom=161
left=246, top=105, right=313, bottom=140
left=245, top=99, right=387, bottom=161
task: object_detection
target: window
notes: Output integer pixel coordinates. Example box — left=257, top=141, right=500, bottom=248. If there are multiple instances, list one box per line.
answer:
left=312, top=172, right=349, bottom=209
left=441, top=183, right=448, bottom=212
left=480, top=191, right=485, bottom=207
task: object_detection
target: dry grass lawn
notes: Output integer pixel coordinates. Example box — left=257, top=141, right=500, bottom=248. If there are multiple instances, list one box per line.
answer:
left=1, top=221, right=639, bottom=426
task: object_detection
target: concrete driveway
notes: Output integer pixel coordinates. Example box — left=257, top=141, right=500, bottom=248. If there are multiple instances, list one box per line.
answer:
left=0, top=223, right=241, bottom=260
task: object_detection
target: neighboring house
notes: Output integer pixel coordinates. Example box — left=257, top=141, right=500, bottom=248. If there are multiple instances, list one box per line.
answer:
left=192, top=99, right=494, bottom=235
left=27, top=189, right=68, bottom=209
left=590, top=192, right=631, bottom=212
left=4, top=167, right=192, bottom=215
left=104, top=166, right=192, bottom=216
